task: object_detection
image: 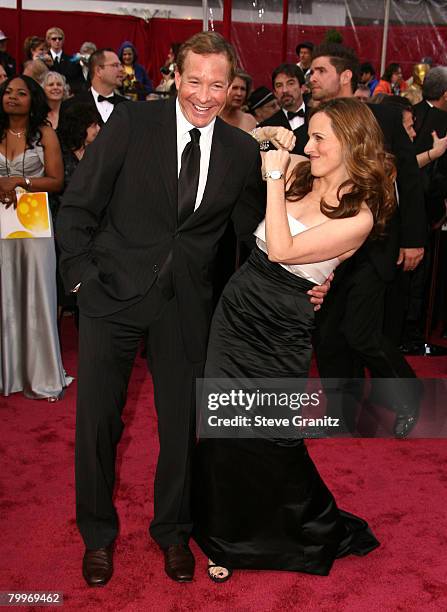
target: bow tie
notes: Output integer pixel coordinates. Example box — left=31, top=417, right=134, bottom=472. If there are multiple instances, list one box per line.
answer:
left=97, top=94, right=119, bottom=104
left=287, top=108, right=305, bottom=120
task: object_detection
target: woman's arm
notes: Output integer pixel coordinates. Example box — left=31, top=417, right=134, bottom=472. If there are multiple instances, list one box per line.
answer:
left=263, top=149, right=374, bottom=264
left=240, top=112, right=257, bottom=132
left=267, top=214, right=373, bottom=264
left=15, top=126, right=64, bottom=193
left=416, top=130, right=447, bottom=168
left=260, top=151, right=306, bottom=186
left=251, top=125, right=296, bottom=151
left=0, top=126, right=64, bottom=208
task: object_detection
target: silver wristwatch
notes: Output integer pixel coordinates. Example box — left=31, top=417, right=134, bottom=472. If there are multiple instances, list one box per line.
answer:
left=263, top=170, right=284, bottom=180
left=24, top=177, right=32, bottom=188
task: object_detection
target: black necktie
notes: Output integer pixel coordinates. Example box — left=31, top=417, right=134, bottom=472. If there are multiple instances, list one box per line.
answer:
left=97, top=94, right=119, bottom=105
left=178, top=128, right=201, bottom=226
left=287, top=108, right=305, bottom=120
left=53, top=56, right=60, bottom=66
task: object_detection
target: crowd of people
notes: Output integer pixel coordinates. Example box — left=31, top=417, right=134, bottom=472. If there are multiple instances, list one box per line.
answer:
left=0, top=23, right=446, bottom=588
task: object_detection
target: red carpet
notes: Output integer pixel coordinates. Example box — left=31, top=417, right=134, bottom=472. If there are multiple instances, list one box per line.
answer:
left=1, top=317, right=447, bottom=611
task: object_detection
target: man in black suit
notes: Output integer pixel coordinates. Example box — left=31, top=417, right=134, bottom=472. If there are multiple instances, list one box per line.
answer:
left=260, top=63, right=307, bottom=154
left=302, top=43, right=426, bottom=437
left=45, top=27, right=83, bottom=89
left=393, top=67, right=447, bottom=346
left=57, top=31, right=261, bottom=588
left=57, top=32, right=328, bottom=588
left=413, top=66, right=447, bottom=221
left=414, top=67, right=447, bottom=139
left=61, top=48, right=127, bottom=125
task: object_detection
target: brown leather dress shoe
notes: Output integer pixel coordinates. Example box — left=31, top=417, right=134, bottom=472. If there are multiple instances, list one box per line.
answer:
left=163, top=544, right=195, bottom=582
left=82, top=545, right=114, bottom=587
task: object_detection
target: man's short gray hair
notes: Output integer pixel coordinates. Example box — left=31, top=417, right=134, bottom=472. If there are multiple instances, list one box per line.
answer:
left=422, top=66, right=447, bottom=101
left=80, top=41, right=97, bottom=56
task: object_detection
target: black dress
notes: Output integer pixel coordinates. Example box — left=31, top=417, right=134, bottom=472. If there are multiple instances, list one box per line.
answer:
left=193, top=247, right=379, bottom=574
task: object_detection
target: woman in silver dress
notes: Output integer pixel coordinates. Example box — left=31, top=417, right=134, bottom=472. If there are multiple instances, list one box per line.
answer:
left=0, top=75, right=72, bottom=399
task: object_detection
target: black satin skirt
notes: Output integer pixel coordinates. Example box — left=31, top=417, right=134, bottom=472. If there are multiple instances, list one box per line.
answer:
left=193, top=249, right=379, bottom=574
left=205, top=247, right=316, bottom=378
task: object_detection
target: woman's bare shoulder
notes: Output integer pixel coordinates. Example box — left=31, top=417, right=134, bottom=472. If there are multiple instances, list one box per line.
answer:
left=336, top=204, right=374, bottom=236
left=39, top=124, right=58, bottom=144
left=40, top=124, right=58, bottom=135
left=359, top=203, right=374, bottom=223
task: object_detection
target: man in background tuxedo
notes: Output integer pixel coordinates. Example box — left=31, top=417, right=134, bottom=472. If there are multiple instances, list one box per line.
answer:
left=296, top=41, right=314, bottom=77
left=260, top=63, right=307, bottom=154
left=413, top=65, right=447, bottom=212
left=61, top=48, right=126, bottom=124
left=393, top=67, right=447, bottom=347
left=301, top=43, right=426, bottom=437
left=46, top=26, right=83, bottom=89
left=69, top=41, right=97, bottom=95
left=57, top=32, right=328, bottom=588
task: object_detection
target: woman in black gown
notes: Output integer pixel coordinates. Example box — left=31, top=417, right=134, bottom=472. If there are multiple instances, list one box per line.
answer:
left=193, top=98, right=397, bottom=581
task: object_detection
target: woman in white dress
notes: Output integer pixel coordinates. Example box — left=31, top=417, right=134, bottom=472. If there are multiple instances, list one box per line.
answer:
left=0, top=75, right=72, bottom=399
left=194, top=98, right=397, bottom=581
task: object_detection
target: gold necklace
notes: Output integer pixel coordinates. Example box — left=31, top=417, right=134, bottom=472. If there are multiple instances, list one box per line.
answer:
left=8, top=128, right=25, bottom=138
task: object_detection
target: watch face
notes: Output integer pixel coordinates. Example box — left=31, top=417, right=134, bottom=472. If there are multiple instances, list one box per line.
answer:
left=270, top=170, right=282, bottom=180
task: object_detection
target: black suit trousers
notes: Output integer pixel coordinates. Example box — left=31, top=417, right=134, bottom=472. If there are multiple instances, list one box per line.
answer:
left=75, top=284, right=204, bottom=550
left=314, top=253, right=416, bottom=425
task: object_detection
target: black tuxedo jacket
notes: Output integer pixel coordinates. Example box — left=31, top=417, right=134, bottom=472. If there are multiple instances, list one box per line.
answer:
left=52, top=52, right=83, bottom=87
left=60, top=90, right=128, bottom=125
left=294, top=103, right=426, bottom=281
left=0, top=51, right=16, bottom=78
left=56, top=98, right=265, bottom=361
left=259, top=108, right=308, bottom=155
left=367, top=104, right=426, bottom=279
left=413, top=100, right=447, bottom=150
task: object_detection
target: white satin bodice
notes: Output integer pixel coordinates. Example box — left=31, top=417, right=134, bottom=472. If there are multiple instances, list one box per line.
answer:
left=253, top=214, right=340, bottom=284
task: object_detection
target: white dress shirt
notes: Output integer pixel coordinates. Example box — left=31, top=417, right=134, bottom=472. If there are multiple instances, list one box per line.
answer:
left=50, top=50, right=62, bottom=63
left=176, top=99, right=215, bottom=212
left=91, top=87, right=116, bottom=123
left=282, top=103, right=306, bottom=131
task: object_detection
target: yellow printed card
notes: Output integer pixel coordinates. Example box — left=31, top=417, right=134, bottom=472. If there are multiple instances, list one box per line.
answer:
left=0, top=189, right=52, bottom=239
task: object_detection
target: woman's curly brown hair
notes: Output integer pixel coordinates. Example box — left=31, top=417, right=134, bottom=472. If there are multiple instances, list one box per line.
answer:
left=286, top=97, right=397, bottom=237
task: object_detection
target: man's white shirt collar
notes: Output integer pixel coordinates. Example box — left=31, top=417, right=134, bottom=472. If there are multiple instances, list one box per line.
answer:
left=91, top=87, right=115, bottom=122
left=91, top=87, right=114, bottom=103
left=176, top=99, right=215, bottom=143
left=282, top=102, right=305, bottom=116
left=282, top=102, right=306, bottom=131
